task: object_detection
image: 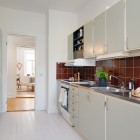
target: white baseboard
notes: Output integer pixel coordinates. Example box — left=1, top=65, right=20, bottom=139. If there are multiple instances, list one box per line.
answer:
left=7, top=95, right=16, bottom=98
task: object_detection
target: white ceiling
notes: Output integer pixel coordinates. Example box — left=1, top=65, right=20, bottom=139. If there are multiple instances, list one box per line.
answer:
left=0, top=0, right=91, bottom=13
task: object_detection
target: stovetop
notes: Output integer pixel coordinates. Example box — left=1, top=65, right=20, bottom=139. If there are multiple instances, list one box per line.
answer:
left=61, top=79, right=96, bottom=85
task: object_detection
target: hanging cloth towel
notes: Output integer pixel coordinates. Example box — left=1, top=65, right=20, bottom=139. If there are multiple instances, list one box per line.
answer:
left=59, top=88, right=67, bottom=107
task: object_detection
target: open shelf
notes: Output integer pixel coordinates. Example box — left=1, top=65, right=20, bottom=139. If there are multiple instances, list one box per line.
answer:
left=73, top=26, right=84, bottom=54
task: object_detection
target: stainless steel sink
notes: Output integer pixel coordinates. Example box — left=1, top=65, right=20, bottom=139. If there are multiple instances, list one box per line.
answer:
left=70, top=80, right=96, bottom=85
left=91, top=86, right=130, bottom=93
left=71, top=81, right=90, bottom=84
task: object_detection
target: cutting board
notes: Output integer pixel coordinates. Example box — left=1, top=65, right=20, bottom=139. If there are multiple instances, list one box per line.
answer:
left=132, top=92, right=140, bottom=98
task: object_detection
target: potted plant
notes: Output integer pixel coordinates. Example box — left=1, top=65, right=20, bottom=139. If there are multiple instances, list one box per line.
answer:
left=95, top=69, right=109, bottom=86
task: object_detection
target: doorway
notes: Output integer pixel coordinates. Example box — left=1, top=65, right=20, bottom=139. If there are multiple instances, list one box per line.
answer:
left=7, top=35, right=36, bottom=112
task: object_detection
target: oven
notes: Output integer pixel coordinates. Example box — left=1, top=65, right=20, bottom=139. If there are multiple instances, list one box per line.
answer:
left=60, top=83, right=69, bottom=112
left=60, top=81, right=74, bottom=126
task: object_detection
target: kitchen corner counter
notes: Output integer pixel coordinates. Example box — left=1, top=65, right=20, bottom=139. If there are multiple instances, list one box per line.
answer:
left=73, top=83, right=140, bottom=105
left=93, top=89, right=140, bottom=105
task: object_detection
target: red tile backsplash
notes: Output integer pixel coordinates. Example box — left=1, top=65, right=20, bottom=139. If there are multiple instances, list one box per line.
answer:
left=134, top=56, right=140, bottom=67
left=125, top=68, right=133, bottom=78
left=56, top=56, right=140, bottom=89
left=120, top=58, right=125, bottom=67
left=113, top=59, right=120, bottom=68
left=126, top=57, right=133, bottom=67
left=96, top=56, right=140, bottom=89
left=134, top=68, right=140, bottom=78
left=56, top=62, right=95, bottom=81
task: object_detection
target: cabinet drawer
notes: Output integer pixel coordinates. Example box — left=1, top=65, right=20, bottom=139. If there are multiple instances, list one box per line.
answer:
left=70, top=102, right=79, bottom=117
left=70, top=86, right=79, bottom=96
left=70, top=112, right=79, bottom=126
left=71, top=94, right=79, bottom=102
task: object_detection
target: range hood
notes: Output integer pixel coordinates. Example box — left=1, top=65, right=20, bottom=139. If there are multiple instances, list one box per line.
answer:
left=128, top=49, right=140, bottom=57
left=65, top=58, right=96, bottom=66
left=96, top=51, right=130, bottom=60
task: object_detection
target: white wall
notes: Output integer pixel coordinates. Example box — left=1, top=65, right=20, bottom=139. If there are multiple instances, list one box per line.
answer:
left=48, top=10, right=77, bottom=113
left=0, top=29, right=2, bottom=110
left=77, top=0, right=120, bottom=27
left=0, top=7, right=47, bottom=111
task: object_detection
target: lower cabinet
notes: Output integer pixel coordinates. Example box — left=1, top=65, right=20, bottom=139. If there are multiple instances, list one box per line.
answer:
left=106, top=96, right=140, bottom=140
left=78, top=87, right=105, bottom=140
left=70, top=85, right=79, bottom=127
left=71, top=86, right=140, bottom=140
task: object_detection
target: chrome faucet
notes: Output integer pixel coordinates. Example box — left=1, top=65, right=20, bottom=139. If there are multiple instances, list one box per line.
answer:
left=109, top=75, right=125, bottom=89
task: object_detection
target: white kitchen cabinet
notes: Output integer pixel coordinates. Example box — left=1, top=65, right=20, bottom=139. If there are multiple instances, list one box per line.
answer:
left=70, top=85, right=79, bottom=127
left=126, top=0, right=140, bottom=50
left=93, top=11, right=106, bottom=55
left=84, top=20, right=94, bottom=58
left=106, top=0, right=125, bottom=53
left=79, top=87, right=105, bottom=140
left=106, top=96, right=140, bottom=140
left=68, top=33, right=73, bottom=60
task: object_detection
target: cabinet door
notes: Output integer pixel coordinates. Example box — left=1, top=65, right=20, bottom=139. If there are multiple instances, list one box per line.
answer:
left=84, top=21, right=94, bottom=58
left=106, top=96, right=140, bottom=140
left=126, top=0, right=140, bottom=50
left=67, top=33, right=73, bottom=60
left=106, top=0, right=124, bottom=53
left=79, top=88, right=105, bottom=140
left=93, top=11, right=105, bottom=55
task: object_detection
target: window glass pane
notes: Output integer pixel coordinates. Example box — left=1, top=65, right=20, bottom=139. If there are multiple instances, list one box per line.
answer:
left=24, top=50, right=35, bottom=76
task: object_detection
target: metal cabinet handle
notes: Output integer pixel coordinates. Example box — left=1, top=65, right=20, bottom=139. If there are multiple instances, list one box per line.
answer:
left=87, top=92, right=92, bottom=102
left=105, top=97, right=109, bottom=110
left=105, top=44, right=108, bottom=54
left=104, top=44, right=106, bottom=54
left=125, top=37, right=128, bottom=51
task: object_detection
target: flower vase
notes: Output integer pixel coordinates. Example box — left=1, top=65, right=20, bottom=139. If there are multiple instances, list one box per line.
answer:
left=99, top=78, right=107, bottom=87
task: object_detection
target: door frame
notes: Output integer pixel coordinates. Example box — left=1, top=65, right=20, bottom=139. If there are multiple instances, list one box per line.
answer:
left=2, top=31, right=37, bottom=112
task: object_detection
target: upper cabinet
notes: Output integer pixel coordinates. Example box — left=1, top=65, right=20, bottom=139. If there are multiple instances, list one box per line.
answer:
left=68, top=21, right=95, bottom=59
left=67, top=0, right=140, bottom=59
left=84, top=21, right=94, bottom=58
left=68, top=33, right=73, bottom=60
left=93, top=11, right=105, bottom=55
left=73, top=26, right=84, bottom=59
left=93, top=0, right=125, bottom=56
left=106, top=0, right=125, bottom=53
left=126, top=0, right=140, bottom=50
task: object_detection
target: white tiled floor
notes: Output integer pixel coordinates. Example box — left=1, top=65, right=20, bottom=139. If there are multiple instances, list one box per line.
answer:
left=0, top=111, right=83, bottom=140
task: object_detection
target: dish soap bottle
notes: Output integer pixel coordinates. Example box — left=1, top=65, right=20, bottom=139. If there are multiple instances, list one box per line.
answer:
left=129, top=78, right=134, bottom=91
left=77, top=72, right=80, bottom=81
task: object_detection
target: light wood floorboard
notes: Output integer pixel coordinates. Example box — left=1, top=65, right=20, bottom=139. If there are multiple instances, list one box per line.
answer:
left=16, top=85, right=34, bottom=98
left=16, top=91, right=34, bottom=98
left=7, top=98, right=34, bottom=111
left=0, top=111, right=83, bottom=140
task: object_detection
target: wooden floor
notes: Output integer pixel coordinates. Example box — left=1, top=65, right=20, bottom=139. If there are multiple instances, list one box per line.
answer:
left=0, top=111, right=83, bottom=140
left=16, top=85, right=35, bottom=98
left=16, top=91, right=34, bottom=98
left=7, top=98, right=34, bottom=112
